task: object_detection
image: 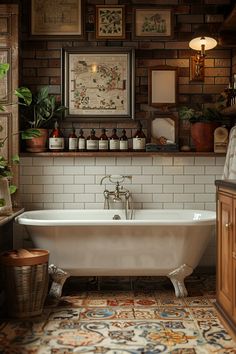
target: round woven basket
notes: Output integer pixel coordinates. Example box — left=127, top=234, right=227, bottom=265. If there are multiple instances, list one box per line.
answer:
left=0, top=249, right=49, bottom=318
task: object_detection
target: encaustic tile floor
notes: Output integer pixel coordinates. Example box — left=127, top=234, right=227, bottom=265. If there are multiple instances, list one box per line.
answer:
left=0, top=274, right=235, bottom=354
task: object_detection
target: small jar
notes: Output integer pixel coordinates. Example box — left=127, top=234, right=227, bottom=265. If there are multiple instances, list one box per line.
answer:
left=86, top=129, right=99, bottom=151
left=109, top=128, right=120, bottom=151
left=99, top=128, right=109, bottom=151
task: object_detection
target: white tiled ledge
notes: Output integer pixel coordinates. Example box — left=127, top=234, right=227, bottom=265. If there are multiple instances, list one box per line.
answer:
left=20, top=151, right=226, bottom=157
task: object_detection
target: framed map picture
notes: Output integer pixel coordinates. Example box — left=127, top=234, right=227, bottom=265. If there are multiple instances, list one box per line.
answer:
left=96, top=5, right=125, bottom=40
left=31, top=0, right=84, bottom=37
left=62, top=47, right=135, bottom=121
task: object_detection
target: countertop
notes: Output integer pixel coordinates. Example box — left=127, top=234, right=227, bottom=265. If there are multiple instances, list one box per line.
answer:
left=0, top=208, right=24, bottom=227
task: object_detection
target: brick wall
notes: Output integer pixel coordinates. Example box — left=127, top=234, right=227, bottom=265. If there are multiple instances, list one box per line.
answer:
left=19, top=0, right=233, bottom=144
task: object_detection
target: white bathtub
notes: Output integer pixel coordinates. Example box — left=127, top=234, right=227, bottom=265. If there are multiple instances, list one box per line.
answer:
left=15, top=209, right=216, bottom=297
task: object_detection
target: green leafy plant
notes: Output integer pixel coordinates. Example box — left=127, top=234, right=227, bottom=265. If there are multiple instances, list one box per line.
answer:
left=20, top=86, right=66, bottom=129
left=178, top=105, right=223, bottom=123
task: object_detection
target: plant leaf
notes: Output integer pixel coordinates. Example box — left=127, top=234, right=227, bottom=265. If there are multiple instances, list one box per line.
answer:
left=14, top=87, right=32, bottom=106
left=0, top=198, right=6, bottom=207
left=0, top=63, right=9, bottom=80
left=21, top=129, right=42, bottom=140
left=9, top=184, right=17, bottom=195
left=12, top=155, right=20, bottom=164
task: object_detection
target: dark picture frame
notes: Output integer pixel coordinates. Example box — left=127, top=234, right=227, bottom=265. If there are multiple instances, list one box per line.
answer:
left=62, top=47, right=135, bottom=121
left=31, top=0, right=84, bottom=38
left=96, top=5, right=125, bottom=40
left=133, top=7, right=173, bottom=40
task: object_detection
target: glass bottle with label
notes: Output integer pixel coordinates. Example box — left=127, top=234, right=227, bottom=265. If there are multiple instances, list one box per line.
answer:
left=78, top=129, right=86, bottom=151
left=86, top=129, right=99, bottom=151
left=49, top=121, right=65, bottom=151
left=109, top=128, right=120, bottom=151
left=132, top=121, right=146, bottom=151
left=68, top=127, right=77, bottom=151
left=99, top=128, right=109, bottom=151
left=120, top=129, right=128, bottom=151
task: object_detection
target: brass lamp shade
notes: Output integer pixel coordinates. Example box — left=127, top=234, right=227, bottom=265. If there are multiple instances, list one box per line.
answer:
left=189, top=36, right=217, bottom=54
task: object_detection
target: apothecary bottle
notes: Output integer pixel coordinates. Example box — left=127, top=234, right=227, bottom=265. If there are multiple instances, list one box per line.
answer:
left=132, top=121, right=146, bottom=151
left=86, top=129, right=99, bottom=151
left=99, top=128, right=109, bottom=151
left=109, top=128, right=120, bottom=151
left=78, top=129, right=86, bottom=151
left=120, top=129, right=128, bottom=151
left=68, top=127, right=77, bottom=151
left=49, top=121, right=65, bottom=151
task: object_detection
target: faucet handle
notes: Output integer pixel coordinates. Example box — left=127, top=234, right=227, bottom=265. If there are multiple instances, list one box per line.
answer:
left=100, top=174, right=132, bottom=185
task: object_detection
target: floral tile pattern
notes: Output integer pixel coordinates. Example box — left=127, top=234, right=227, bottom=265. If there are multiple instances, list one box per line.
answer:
left=0, top=274, right=235, bottom=354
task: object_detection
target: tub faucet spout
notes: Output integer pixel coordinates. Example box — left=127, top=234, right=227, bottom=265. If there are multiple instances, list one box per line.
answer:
left=100, top=175, right=133, bottom=219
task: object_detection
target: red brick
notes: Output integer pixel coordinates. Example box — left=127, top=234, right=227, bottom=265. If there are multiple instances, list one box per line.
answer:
left=205, top=67, right=230, bottom=77
left=36, top=50, right=61, bottom=59
left=50, top=77, right=61, bottom=85
left=49, top=59, right=61, bottom=68
left=138, top=59, right=166, bottom=67
left=23, top=59, right=48, bottom=68
left=179, top=85, right=203, bottom=94
left=203, top=84, right=226, bottom=94
left=37, top=68, right=61, bottom=77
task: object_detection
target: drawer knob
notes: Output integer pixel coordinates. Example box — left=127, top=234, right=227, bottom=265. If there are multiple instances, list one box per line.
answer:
left=233, top=252, right=236, bottom=260
left=225, top=223, right=231, bottom=228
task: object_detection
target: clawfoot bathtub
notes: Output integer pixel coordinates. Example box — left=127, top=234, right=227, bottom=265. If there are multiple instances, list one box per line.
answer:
left=15, top=209, right=216, bottom=297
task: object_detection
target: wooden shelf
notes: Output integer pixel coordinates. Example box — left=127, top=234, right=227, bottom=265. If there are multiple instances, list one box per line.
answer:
left=20, top=151, right=226, bottom=157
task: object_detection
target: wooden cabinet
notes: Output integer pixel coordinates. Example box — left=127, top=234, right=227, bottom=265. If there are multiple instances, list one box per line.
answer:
left=216, top=180, right=236, bottom=335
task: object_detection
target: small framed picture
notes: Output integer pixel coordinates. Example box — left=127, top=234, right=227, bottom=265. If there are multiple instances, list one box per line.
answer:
left=96, top=5, right=125, bottom=40
left=31, top=0, right=84, bottom=37
left=148, top=66, right=178, bottom=107
left=133, top=7, right=173, bottom=40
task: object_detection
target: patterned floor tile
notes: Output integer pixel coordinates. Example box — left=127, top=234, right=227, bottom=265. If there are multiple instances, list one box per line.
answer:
left=0, top=274, right=235, bottom=354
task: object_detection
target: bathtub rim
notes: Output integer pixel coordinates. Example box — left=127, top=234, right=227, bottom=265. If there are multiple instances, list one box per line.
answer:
left=15, top=209, right=216, bottom=226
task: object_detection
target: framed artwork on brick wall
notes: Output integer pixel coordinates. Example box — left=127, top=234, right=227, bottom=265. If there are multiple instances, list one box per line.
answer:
left=148, top=66, right=178, bottom=107
left=133, top=8, right=173, bottom=40
left=96, top=5, right=125, bottom=40
left=62, top=47, right=135, bottom=121
left=31, top=0, right=84, bottom=37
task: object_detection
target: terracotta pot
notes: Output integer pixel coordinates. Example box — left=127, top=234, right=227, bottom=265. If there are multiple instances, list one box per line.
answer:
left=190, top=122, right=219, bottom=152
left=25, top=128, right=48, bottom=153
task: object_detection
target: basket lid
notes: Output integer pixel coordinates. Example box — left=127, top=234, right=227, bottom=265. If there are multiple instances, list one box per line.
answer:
left=0, top=249, right=49, bottom=266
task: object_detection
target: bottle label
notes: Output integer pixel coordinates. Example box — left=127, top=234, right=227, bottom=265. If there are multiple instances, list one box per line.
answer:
left=133, top=138, right=146, bottom=150
left=120, top=140, right=128, bottom=150
left=109, top=139, right=120, bottom=150
left=99, top=140, right=109, bottom=150
left=49, top=137, right=64, bottom=150
left=78, top=138, right=85, bottom=150
left=69, top=137, right=77, bottom=150
left=87, top=140, right=99, bottom=150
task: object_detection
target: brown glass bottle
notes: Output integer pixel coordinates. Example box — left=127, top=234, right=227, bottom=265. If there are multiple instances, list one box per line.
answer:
left=86, top=129, right=99, bottom=151
left=120, top=129, right=128, bottom=151
left=99, top=128, right=109, bottom=151
left=132, top=121, right=146, bottom=151
left=49, top=121, right=64, bottom=151
left=68, top=127, right=77, bottom=151
left=109, top=128, right=120, bottom=151
left=78, top=129, right=86, bottom=151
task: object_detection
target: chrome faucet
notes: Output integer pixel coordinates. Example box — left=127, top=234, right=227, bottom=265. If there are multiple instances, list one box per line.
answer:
left=100, top=175, right=133, bottom=219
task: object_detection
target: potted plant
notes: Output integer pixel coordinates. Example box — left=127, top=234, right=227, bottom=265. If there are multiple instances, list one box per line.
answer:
left=179, top=105, right=224, bottom=152
left=19, top=86, right=67, bottom=152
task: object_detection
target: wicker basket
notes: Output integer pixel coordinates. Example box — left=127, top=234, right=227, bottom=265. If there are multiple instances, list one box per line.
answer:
left=0, top=249, right=49, bottom=318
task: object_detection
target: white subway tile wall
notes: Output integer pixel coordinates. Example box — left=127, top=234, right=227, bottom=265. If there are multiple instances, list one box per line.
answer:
left=20, top=156, right=224, bottom=210
left=19, top=155, right=225, bottom=266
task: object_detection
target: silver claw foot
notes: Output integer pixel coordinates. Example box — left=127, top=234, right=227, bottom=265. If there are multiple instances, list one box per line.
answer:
left=48, top=264, right=70, bottom=299
left=168, top=264, right=193, bottom=297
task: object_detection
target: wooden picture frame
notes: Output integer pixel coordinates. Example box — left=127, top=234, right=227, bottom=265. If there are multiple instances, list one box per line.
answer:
left=62, top=47, right=135, bottom=121
left=133, top=7, right=173, bottom=40
left=31, top=0, right=84, bottom=37
left=148, top=66, right=178, bottom=107
left=96, top=5, right=125, bottom=40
